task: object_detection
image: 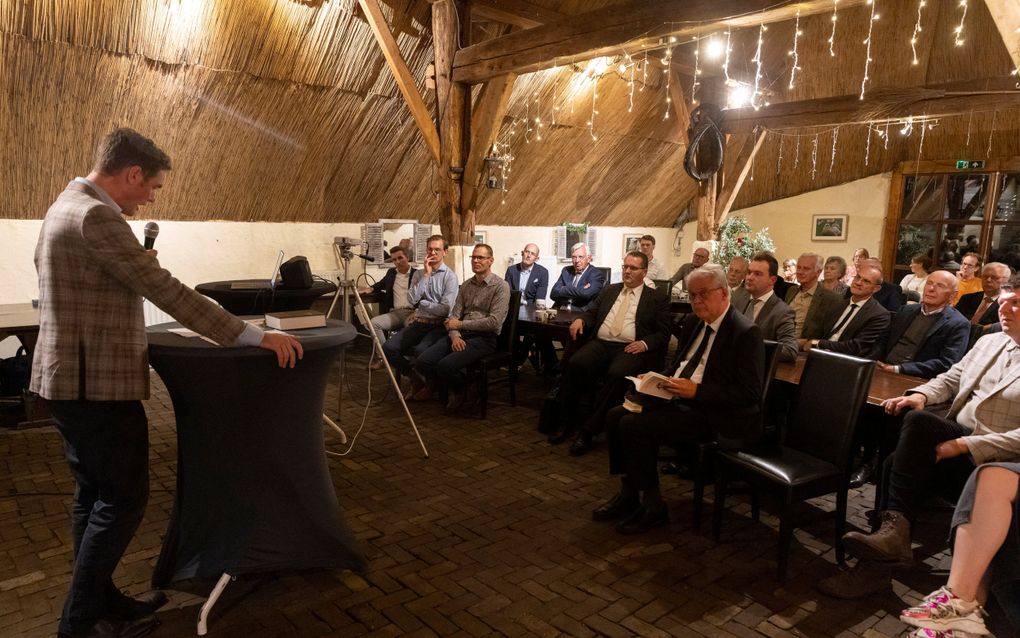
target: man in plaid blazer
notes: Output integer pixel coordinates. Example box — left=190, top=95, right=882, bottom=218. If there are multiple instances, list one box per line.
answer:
left=32, top=129, right=303, bottom=638
left=821, top=278, right=1020, bottom=599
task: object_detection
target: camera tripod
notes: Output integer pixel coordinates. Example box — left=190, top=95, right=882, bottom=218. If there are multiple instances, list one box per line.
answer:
left=325, top=239, right=428, bottom=458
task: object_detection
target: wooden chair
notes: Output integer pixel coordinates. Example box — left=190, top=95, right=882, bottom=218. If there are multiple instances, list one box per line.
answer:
left=688, top=340, right=781, bottom=531
left=712, top=349, right=874, bottom=581
left=471, top=290, right=522, bottom=418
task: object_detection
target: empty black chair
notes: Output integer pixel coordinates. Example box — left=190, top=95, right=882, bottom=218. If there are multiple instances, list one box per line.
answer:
left=688, top=340, right=781, bottom=531
left=712, top=348, right=874, bottom=581
left=596, top=266, right=612, bottom=285
left=471, top=290, right=522, bottom=418
left=652, top=279, right=672, bottom=299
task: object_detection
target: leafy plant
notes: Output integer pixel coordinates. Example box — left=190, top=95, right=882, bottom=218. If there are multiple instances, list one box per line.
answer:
left=714, top=216, right=776, bottom=266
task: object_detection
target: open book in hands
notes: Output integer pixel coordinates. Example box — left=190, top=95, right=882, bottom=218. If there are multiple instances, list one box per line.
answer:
left=625, top=372, right=675, bottom=400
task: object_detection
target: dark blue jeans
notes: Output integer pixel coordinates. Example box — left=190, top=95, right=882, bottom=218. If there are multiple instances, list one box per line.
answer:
left=382, top=321, right=445, bottom=374
left=414, top=331, right=497, bottom=392
left=49, top=399, right=149, bottom=635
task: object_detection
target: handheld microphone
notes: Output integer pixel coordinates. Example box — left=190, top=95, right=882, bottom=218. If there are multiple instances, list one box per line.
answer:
left=143, top=222, right=159, bottom=250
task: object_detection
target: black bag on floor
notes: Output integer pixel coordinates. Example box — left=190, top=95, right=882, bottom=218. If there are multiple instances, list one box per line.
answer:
left=0, top=346, right=30, bottom=396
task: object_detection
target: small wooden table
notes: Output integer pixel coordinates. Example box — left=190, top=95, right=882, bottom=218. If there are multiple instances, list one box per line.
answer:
left=775, top=354, right=927, bottom=405
left=516, top=304, right=588, bottom=366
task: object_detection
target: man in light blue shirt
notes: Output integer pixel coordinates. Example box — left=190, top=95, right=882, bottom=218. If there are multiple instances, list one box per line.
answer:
left=383, top=234, right=459, bottom=398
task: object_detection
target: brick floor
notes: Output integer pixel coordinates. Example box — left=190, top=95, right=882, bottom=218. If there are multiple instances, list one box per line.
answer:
left=0, top=350, right=1009, bottom=637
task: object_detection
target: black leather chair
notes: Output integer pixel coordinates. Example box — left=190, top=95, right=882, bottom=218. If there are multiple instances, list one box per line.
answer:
left=711, top=349, right=874, bottom=581
left=470, top=290, right=522, bottom=418
left=652, top=279, right=672, bottom=299
left=688, top=340, right=781, bottom=531
left=596, top=266, right=612, bottom=285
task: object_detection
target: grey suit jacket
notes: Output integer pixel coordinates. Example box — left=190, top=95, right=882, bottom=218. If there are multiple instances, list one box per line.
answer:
left=785, top=284, right=843, bottom=339
left=743, top=293, right=799, bottom=363
left=31, top=180, right=247, bottom=401
left=911, top=332, right=1020, bottom=463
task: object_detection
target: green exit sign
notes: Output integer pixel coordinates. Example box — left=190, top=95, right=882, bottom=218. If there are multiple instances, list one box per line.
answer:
left=957, top=159, right=985, bottom=169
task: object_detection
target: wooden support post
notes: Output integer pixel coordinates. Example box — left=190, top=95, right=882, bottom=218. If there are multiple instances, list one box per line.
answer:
left=433, top=0, right=472, bottom=245
left=715, top=128, right=767, bottom=229
left=695, top=175, right=717, bottom=242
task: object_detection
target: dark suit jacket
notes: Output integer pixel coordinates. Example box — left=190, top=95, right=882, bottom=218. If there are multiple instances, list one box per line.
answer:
left=955, top=291, right=1000, bottom=326
left=504, top=263, right=549, bottom=303
left=578, top=283, right=671, bottom=355
left=369, top=266, right=417, bottom=313
left=785, top=284, right=843, bottom=339
left=734, top=292, right=798, bottom=363
left=817, top=296, right=891, bottom=359
left=667, top=306, right=765, bottom=448
left=551, top=265, right=606, bottom=309
left=876, top=304, right=970, bottom=378
left=844, top=281, right=903, bottom=312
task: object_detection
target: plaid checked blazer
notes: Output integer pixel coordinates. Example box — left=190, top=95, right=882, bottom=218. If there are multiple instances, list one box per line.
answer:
left=911, top=330, right=1020, bottom=464
left=30, top=180, right=246, bottom=401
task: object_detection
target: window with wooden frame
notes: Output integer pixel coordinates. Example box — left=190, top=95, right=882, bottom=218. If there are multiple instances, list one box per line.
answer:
left=882, top=158, right=1020, bottom=286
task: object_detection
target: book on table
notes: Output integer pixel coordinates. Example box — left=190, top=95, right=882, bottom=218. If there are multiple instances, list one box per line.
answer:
left=264, top=310, right=326, bottom=330
left=625, top=372, right=675, bottom=400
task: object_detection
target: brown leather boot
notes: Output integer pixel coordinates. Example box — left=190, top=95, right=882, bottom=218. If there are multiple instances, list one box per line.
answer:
left=843, top=510, right=912, bottom=564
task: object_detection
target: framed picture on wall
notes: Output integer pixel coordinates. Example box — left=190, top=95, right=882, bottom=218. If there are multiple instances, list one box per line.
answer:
left=812, top=214, right=848, bottom=241
left=622, top=233, right=642, bottom=255
left=473, top=230, right=487, bottom=244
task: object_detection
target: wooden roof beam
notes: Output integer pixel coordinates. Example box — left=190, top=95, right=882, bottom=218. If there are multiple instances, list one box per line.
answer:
left=721, top=76, right=1020, bottom=134
left=470, top=0, right=565, bottom=30
left=715, top=129, right=766, bottom=228
left=462, top=74, right=518, bottom=218
left=983, top=0, right=1020, bottom=71
left=358, top=0, right=441, bottom=164
left=452, top=0, right=869, bottom=84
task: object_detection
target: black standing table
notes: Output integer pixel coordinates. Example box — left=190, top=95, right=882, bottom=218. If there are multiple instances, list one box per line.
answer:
left=195, top=280, right=337, bottom=315
left=147, top=319, right=364, bottom=634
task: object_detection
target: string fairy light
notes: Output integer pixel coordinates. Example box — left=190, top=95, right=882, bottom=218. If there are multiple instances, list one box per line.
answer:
left=916, top=116, right=926, bottom=161
left=884, top=121, right=889, bottom=149
left=625, top=53, right=634, bottom=113
left=954, top=0, right=968, bottom=47
left=751, top=20, right=767, bottom=109
left=588, top=74, right=599, bottom=142
left=551, top=74, right=559, bottom=126
left=828, top=0, right=839, bottom=57
left=640, top=51, right=648, bottom=92
left=794, top=135, right=801, bottom=169
left=910, top=0, right=925, bottom=65
left=987, top=110, right=997, bottom=158
left=829, top=126, right=839, bottom=172
left=723, top=30, right=732, bottom=82
left=776, top=136, right=784, bottom=175
left=533, top=91, right=543, bottom=141
left=524, top=98, right=532, bottom=143
left=689, top=37, right=700, bottom=108
left=665, top=46, right=675, bottom=118
left=811, top=134, right=819, bottom=180
left=860, top=0, right=878, bottom=100
left=788, top=9, right=803, bottom=89
left=965, top=110, right=973, bottom=147
left=864, top=125, right=872, bottom=165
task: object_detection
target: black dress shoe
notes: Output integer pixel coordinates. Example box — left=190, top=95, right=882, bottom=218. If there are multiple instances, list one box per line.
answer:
left=547, top=426, right=574, bottom=444
left=108, top=590, right=168, bottom=621
left=59, top=615, right=160, bottom=638
left=615, top=504, right=669, bottom=535
left=568, top=432, right=592, bottom=456
left=591, top=493, right=640, bottom=522
left=848, top=463, right=873, bottom=489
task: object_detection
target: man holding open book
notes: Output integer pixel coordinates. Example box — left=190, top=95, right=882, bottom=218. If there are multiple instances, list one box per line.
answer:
left=592, top=264, right=764, bottom=535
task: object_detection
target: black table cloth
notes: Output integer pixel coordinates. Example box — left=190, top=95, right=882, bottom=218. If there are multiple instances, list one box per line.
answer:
left=147, top=319, right=365, bottom=586
left=195, top=279, right=337, bottom=315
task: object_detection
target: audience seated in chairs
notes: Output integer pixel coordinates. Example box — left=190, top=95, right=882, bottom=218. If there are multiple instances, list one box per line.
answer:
left=726, top=256, right=749, bottom=297
left=819, top=280, right=1020, bottom=599
left=799, top=262, right=891, bottom=359
left=382, top=235, right=459, bottom=398
left=548, top=251, right=671, bottom=454
left=639, top=235, right=668, bottom=281
left=786, top=252, right=843, bottom=339
left=359, top=245, right=416, bottom=370
left=413, top=244, right=510, bottom=414
left=591, top=264, right=765, bottom=535
left=848, top=270, right=971, bottom=489
left=731, top=253, right=798, bottom=363
left=956, top=262, right=1012, bottom=326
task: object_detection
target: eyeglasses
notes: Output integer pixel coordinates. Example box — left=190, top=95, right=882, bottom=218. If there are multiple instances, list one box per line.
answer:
left=853, top=274, right=879, bottom=286
left=688, top=287, right=723, bottom=300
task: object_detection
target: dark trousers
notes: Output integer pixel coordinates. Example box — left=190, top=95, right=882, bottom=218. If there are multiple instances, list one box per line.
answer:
left=560, top=339, right=659, bottom=435
left=49, top=400, right=149, bottom=634
left=606, top=403, right=709, bottom=491
left=878, top=409, right=976, bottom=524
left=414, top=332, right=497, bottom=392
left=382, top=321, right=445, bottom=374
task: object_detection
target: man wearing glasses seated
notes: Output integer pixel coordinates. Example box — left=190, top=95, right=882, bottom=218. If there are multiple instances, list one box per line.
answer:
left=591, top=264, right=765, bottom=533
left=799, top=262, right=890, bottom=359
left=549, top=252, right=670, bottom=453
left=821, top=279, right=1020, bottom=599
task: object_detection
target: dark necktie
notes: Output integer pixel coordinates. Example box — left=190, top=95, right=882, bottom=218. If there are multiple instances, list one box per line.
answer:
left=827, top=303, right=859, bottom=339
left=678, top=326, right=714, bottom=379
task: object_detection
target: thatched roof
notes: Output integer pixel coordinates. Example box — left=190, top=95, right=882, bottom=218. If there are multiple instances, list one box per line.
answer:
left=1, top=0, right=1018, bottom=227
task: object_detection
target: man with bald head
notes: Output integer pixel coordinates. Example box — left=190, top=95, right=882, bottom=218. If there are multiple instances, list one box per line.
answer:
left=504, top=243, right=549, bottom=304
left=800, top=262, right=890, bottom=359
left=726, top=256, right=749, bottom=295
left=669, top=246, right=711, bottom=289
left=785, top=252, right=842, bottom=339
left=955, top=262, right=1012, bottom=326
